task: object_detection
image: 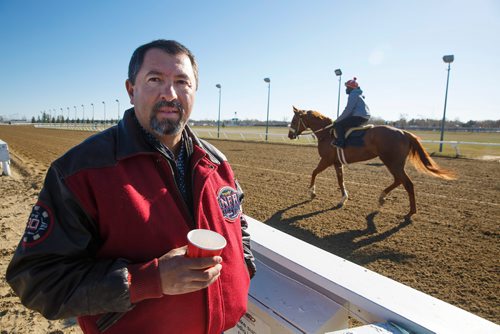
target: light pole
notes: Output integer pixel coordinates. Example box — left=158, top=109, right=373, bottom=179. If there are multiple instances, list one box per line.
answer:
left=439, top=55, right=454, bottom=153
left=81, top=104, right=85, bottom=123
left=102, top=101, right=106, bottom=123
left=73, top=106, right=77, bottom=122
left=215, top=84, right=221, bottom=138
left=66, top=107, right=70, bottom=121
left=115, top=99, right=120, bottom=122
left=91, top=103, right=94, bottom=122
left=334, top=69, right=342, bottom=118
left=263, top=77, right=271, bottom=141
left=60, top=108, right=63, bottom=122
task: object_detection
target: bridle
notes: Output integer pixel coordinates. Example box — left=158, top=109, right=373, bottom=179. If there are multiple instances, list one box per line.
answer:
left=289, top=114, right=334, bottom=138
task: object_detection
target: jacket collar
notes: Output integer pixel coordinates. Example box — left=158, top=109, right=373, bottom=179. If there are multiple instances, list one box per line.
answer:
left=116, top=108, right=156, bottom=160
left=115, top=108, right=222, bottom=165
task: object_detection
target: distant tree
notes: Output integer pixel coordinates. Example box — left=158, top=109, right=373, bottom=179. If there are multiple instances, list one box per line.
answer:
left=369, top=116, right=386, bottom=125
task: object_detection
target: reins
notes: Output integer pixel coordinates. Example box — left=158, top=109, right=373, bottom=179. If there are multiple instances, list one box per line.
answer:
left=289, top=116, right=334, bottom=137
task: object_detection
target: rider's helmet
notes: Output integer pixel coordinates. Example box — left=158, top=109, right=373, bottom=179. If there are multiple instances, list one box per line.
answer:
left=345, top=77, right=359, bottom=89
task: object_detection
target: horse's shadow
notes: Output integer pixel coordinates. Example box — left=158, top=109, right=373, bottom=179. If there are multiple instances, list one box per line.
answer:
left=263, top=202, right=414, bottom=265
left=269, top=200, right=343, bottom=225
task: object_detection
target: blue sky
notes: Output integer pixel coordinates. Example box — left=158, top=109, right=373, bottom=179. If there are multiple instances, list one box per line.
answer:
left=1, top=0, right=499, bottom=123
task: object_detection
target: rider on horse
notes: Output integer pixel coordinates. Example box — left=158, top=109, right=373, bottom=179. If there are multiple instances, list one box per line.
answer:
left=332, top=77, right=371, bottom=148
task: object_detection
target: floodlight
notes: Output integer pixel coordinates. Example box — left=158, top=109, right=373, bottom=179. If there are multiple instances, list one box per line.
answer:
left=443, top=55, right=454, bottom=63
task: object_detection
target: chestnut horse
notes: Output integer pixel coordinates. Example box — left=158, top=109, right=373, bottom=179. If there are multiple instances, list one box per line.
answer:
left=288, top=106, right=455, bottom=217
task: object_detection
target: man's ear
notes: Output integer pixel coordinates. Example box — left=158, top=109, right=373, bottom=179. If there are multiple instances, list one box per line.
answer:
left=125, top=79, right=134, bottom=104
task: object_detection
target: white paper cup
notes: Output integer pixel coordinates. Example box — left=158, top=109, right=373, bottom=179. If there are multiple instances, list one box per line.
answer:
left=186, top=229, right=227, bottom=258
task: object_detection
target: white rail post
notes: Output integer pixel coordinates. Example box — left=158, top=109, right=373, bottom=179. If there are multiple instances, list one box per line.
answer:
left=0, top=140, right=12, bottom=176
left=452, top=142, right=461, bottom=156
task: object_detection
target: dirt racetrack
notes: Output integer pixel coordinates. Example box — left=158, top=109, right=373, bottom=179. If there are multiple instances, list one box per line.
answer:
left=1, top=125, right=499, bottom=333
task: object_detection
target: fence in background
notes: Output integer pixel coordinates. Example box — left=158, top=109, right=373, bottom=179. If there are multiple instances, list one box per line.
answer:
left=34, top=122, right=113, bottom=132
left=31, top=124, right=500, bottom=158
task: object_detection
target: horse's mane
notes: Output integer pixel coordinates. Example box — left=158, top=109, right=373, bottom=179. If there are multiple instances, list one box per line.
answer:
left=307, top=110, right=332, bottom=122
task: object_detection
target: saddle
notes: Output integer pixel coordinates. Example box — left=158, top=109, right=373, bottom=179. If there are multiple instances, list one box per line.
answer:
left=331, top=124, right=374, bottom=139
left=331, top=124, right=374, bottom=165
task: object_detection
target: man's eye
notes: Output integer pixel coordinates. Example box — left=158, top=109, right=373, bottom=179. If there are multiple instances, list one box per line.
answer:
left=177, top=79, right=191, bottom=86
left=149, top=77, right=161, bottom=82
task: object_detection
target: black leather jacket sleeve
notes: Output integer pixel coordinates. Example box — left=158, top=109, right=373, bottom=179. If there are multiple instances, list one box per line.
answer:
left=5, top=164, right=133, bottom=320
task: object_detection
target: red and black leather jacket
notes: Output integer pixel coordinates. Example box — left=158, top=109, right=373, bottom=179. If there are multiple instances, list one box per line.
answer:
left=6, top=108, right=256, bottom=334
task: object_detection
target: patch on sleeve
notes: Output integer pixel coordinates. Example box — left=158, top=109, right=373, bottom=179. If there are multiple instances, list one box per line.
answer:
left=217, top=186, right=241, bottom=221
left=22, top=202, right=54, bottom=247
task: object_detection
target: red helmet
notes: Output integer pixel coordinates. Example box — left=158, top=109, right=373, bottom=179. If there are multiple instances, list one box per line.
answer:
left=345, top=77, right=359, bottom=89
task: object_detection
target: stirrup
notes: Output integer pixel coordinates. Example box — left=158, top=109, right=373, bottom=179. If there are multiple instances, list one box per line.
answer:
left=337, top=146, right=348, bottom=166
left=333, top=140, right=345, bottom=148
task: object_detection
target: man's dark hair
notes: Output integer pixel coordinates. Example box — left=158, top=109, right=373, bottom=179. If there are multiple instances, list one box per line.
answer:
left=128, top=39, right=198, bottom=89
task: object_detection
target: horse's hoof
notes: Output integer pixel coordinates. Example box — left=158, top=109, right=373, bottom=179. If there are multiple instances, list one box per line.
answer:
left=310, top=193, right=316, bottom=199
left=378, top=197, right=386, bottom=207
left=338, top=199, right=347, bottom=208
left=340, top=195, right=348, bottom=205
left=404, top=211, right=416, bottom=220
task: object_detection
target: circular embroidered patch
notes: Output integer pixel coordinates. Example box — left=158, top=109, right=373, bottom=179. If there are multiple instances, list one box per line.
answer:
left=217, top=186, right=241, bottom=221
left=22, top=203, right=54, bottom=247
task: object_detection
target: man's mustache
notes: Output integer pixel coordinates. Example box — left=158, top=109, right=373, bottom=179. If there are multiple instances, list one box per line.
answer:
left=153, top=100, right=183, bottom=113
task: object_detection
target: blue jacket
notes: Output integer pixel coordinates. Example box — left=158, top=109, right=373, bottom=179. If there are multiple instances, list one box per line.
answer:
left=336, top=88, right=371, bottom=122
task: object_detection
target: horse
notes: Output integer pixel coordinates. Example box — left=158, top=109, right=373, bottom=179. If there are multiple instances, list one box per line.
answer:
left=288, top=106, right=456, bottom=218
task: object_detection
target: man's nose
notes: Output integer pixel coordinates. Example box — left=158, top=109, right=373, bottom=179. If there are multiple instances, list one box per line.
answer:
left=160, top=82, right=177, bottom=101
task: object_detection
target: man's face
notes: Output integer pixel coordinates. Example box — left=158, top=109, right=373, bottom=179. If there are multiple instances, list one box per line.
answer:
left=126, top=48, right=196, bottom=138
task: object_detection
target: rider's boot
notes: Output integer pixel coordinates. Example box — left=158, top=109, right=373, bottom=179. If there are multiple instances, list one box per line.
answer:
left=332, top=125, right=346, bottom=148
left=333, top=138, right=345, bottom=148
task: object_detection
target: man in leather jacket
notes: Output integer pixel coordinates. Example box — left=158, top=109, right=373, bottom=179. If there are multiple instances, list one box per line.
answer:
left=6, top=39, right=256, bottom=334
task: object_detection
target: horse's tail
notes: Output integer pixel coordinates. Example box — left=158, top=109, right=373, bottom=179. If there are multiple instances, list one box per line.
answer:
left=404, top=131, right=456, bottom=180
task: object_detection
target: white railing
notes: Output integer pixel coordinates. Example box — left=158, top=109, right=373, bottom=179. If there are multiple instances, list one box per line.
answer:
left=34, top=122, right=113, bottom=132
left=420, top=140, right=500, bottom=156
left=193, top=129, right=500, bottom=151
left=0, top=139, right=12, bottom=176
left=193, top=128, right=316, bottom=144
left=238, top=216, right=499, bottom=333
left=30, top=125, right=500, bottom=156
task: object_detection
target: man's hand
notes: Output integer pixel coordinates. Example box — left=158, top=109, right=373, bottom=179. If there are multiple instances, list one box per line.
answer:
left=158, top=246, right=222, bottom=295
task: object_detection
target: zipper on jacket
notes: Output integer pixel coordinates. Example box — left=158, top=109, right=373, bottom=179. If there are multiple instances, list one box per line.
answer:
left=155, top=156, right=195, bottom=228
left=189, top=153, right=207, bottom=218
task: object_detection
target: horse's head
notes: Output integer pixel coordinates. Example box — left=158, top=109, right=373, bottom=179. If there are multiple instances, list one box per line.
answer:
left=288, top=106, right=309, bottom=139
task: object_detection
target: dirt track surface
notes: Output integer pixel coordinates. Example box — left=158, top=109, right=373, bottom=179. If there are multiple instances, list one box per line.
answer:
left=1, top=125, right=499, bottom=332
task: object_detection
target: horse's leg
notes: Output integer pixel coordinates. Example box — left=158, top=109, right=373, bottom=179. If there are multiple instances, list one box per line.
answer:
left=309, top=158, right=331, bottom=199
left=381, top=163, right=416, bottom=217
left=379, top=180, right=402, bottom=206
left=400, top=171, right=416, bottom=217
left=334, top=163, right=348, bottom=206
